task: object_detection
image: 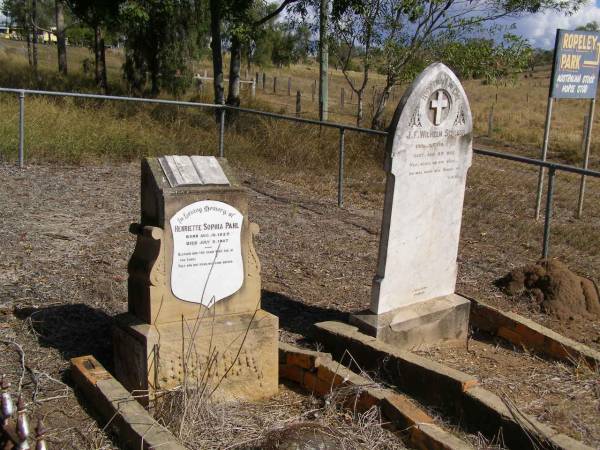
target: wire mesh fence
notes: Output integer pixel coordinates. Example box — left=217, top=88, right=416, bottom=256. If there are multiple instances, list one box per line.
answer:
left=458, top=153, right=600, bottom=307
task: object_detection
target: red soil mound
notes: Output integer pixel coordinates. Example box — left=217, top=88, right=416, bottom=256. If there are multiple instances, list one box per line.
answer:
left=497, top=259, right=600, bottom=320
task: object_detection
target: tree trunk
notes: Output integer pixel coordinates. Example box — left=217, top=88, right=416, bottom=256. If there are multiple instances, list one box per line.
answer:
left=150, top=54, right=160, bottom=97
left=209, top=0, right=224, bottom=111
left=94, top=26, right=100, bottom=85
left=318, top=0, right=329, bottom=121
left=100, top=34, right=108, bottom=92
left=94, top=25, right=108, bottom=93
left=55, top=0, right=67, bottom=75
left=31, top=0, right=38, bottom=76
left=246, top=48, right=251, bottom=74
left=356, top=93, right=363, bottom=127
left=226, top=35, right=241, bottom=107
left=26, top=32, right=33, bottom=68
left=371, top=85, right=391, bottom=130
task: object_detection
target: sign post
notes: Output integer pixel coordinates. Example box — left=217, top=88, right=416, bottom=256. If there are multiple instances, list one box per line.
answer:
left=577, top=98, right=595, bottom=217
left=534, top=28, right=600, bottom=219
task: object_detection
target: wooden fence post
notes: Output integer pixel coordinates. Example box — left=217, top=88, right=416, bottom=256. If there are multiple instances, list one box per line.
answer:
left=296, top=90, right=301, bottom=117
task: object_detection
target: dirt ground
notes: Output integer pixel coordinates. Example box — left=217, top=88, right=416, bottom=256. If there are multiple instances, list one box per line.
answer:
left=0, top=162, right=599, bottom=448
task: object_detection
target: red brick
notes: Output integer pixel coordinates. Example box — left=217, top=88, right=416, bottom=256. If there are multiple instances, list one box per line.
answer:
left=279, top=364, right=304, bottom=384
left=381, top=392, right=433, bottom=429
left=303, top=371, right=332, bottom=396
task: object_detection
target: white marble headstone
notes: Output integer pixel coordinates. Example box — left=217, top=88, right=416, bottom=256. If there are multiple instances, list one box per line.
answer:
left=371, top=63, right=473, bottom=315
left=170, top=200, right=244, bottom=305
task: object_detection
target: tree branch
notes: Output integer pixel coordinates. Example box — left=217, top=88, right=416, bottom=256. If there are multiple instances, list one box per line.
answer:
left=253, top=0, right=299, bottom=27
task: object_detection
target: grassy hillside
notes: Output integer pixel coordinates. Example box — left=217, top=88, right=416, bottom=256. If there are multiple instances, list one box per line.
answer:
left=0, top=38, right=598, bottom=174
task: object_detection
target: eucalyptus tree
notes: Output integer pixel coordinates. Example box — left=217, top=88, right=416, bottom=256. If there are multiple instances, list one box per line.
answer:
left=55, top=0, right=67, bottom=75
left=208, top=0, right=302, bottom=108
left=65, top=0, right=122, bottom=92
left=120, top=0, right=197, bottom=97
left=331, top=0, right=382, bottom=126
left=366, top=0, right=584, bottom=129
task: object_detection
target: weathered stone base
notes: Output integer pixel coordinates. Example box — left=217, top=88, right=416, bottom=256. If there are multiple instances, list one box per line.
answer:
left=113, top=310, right=278, bottom=403
left=350, top=294, right=470, bottom=350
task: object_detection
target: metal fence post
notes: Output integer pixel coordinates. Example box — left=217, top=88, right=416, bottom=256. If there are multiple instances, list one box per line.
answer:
left=542, top=167, right=556, bottom=259
left=219, top=106, right=225, bottom=158
left=338, top=128, right=345, bottom=208
left=18, top=91, right=25, bottom=168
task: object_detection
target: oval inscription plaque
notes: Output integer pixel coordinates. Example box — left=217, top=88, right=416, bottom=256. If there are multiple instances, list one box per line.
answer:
left=170, top=200, right=244, bottom=305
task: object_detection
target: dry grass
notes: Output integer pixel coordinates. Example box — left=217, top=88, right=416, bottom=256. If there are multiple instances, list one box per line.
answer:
left=1, top=38, right=599, bottom=169
left=1, top=38, right=598, bottom=174
left=416, top=337, right=600, bottom=446
left=0, top=88, right=385, bottom=184
left=154, top=383, right=406, bottom=449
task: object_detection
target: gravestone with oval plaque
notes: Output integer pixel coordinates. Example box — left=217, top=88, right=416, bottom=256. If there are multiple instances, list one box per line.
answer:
left=350, top=63, right=473, bottom=350
left=113, top=155, right=278, bottom=402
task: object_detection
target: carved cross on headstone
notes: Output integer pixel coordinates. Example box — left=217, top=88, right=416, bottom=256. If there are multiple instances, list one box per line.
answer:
left=430, top=90, right=449, bottom=125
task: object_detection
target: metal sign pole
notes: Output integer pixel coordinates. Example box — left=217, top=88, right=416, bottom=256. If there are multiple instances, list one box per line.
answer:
left=534, top=97, right=554, bottom=220
left=577, top=97, right=596, bottom=218
left=534, top=30, right=564, bottom=220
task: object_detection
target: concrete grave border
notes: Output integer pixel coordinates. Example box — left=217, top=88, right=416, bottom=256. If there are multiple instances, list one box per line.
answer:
left=279, top=342, right=474, bottom=450
left=467, top=297, right=600, bottom=369
left=314, top=321, right=593, bottom=450
left=70, top=356, right=186, bottom=450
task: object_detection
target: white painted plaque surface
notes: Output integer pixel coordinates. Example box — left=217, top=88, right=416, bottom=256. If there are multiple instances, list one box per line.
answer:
left=371, top=63, right=473, bottom=315
left=170, top=200, right=243, bottom=305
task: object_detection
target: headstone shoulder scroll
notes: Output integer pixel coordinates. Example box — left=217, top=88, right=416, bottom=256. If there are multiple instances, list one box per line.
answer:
left=371, top=63, right=473, bottom=315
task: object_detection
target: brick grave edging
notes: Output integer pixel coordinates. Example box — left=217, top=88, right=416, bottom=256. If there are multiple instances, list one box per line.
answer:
left=70, top=356, right=187, bottom=450
left=72, top=349, right=470, bottom=450
left=466, top=297, right=600, bottom=369
left=313, top=321, right=593, bottom=450
left=279, top=342, right=474, bottom=450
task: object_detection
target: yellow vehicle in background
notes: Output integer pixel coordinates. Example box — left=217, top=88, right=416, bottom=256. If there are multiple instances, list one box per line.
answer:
left=41, top=28, right=57, bottom=44
left=0, top=26, right=13, bottom=39
left=0, top=26, right=58, bottom=42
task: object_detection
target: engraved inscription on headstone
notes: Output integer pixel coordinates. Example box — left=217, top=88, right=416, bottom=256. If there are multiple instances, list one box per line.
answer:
left=170, top=200, right=243, bottom=305
left=371, top=63, right=473, bottom=315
